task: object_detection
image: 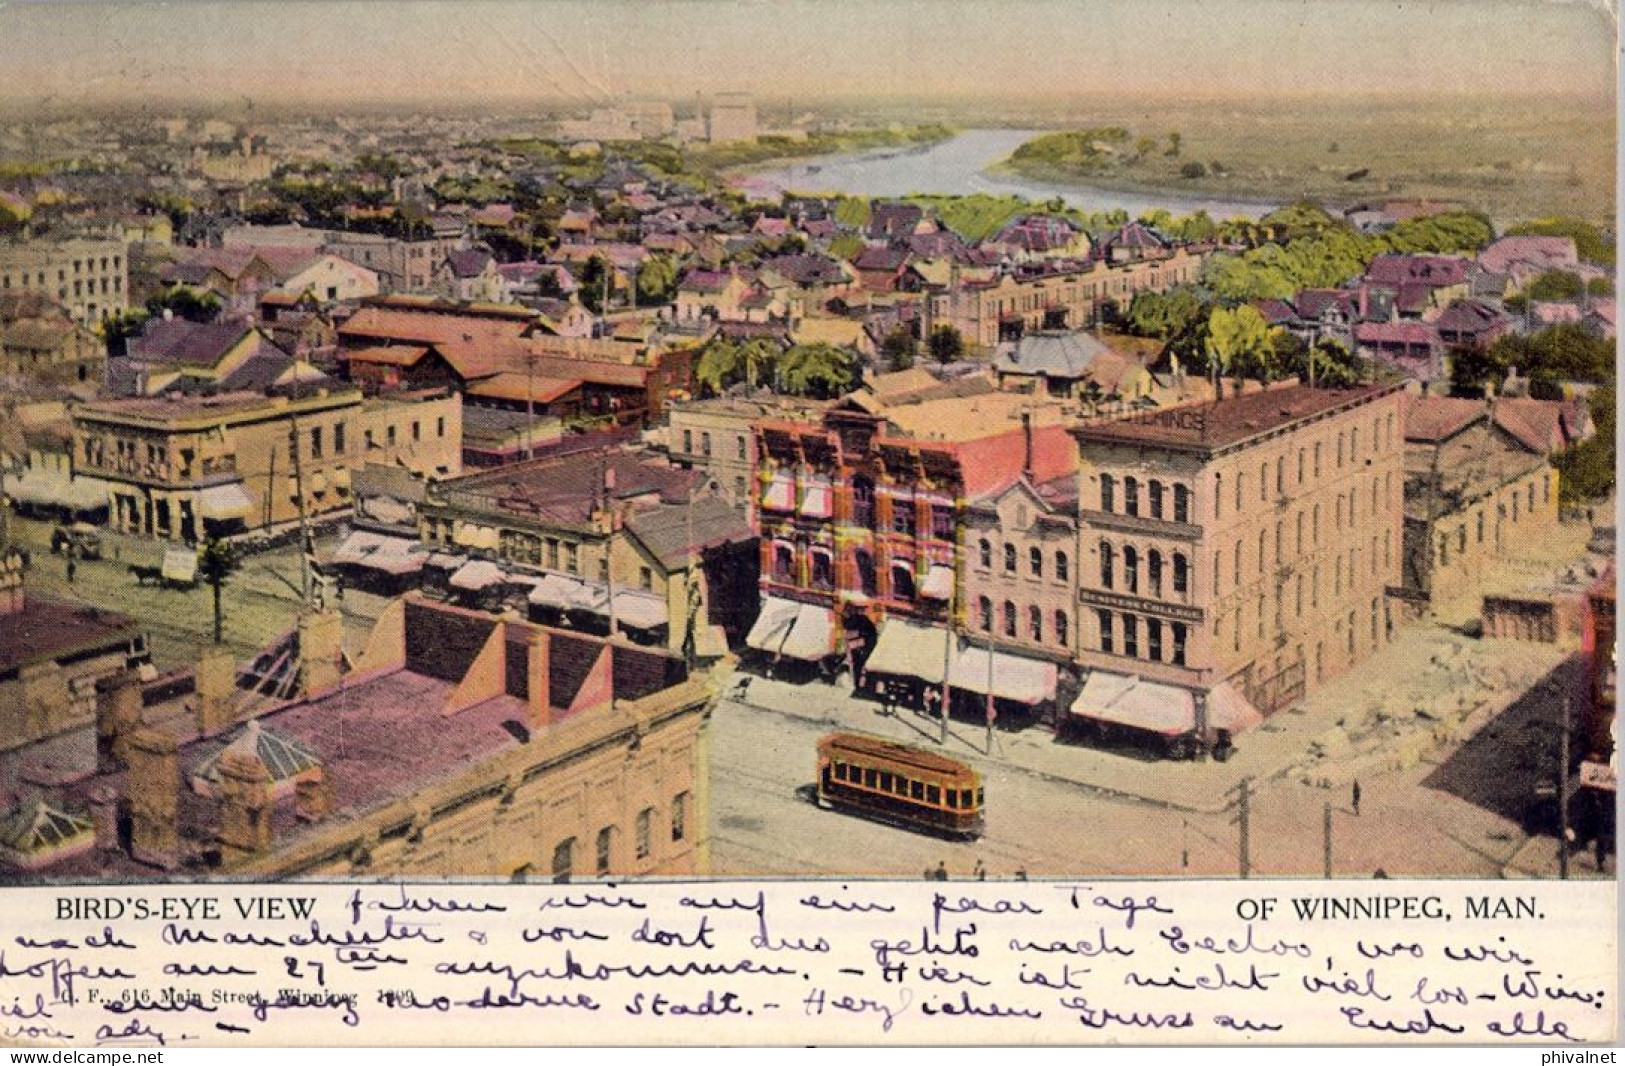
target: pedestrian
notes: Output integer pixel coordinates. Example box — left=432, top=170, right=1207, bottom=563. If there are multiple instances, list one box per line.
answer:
left=1352, top=779, right=1362, bottom=816
left=933, top=860, right=948, bottom=882
left=65, top=552, right=76, bottom=585
left=974, top=859, right=986, bottom=881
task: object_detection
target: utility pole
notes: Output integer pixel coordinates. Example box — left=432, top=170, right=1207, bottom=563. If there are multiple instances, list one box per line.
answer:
left=1323, top=801, right=1334, bottom=879
left=288, top=412, right=311, bottom=606
left=1238, top=776, right=1252, bottom=879
left=1559, top=696, right=1572, bottom=880
left=985, top=633, right=995, bottom=755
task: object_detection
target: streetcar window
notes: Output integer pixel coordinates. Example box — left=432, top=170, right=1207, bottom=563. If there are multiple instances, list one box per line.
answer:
left=833, top=762, right=846, bottom=782
left=977, top=789, right=985, bottom=807
left=910, top=781, right=924, bottom=800
left=959, top=789, right=973, bottom=808
left=944, top=790, right=958, bottom=810
left=864, top=768, right=877, bottom=788
left=878, top=771, right=893, bottom=792
left=926, top=785, right=940, bottom=805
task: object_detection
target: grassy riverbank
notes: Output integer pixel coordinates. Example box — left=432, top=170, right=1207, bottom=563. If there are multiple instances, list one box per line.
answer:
left=995, top=96, right=1613, bottom=224
left=690, top=123, right=956, bottom=172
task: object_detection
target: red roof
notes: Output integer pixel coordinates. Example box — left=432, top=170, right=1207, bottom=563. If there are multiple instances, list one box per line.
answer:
left=1402, top=395, right=1484, bottom=443
left=1076, top=383, right=1401, bottom=453
left=345, top=344, right=429, bottom=367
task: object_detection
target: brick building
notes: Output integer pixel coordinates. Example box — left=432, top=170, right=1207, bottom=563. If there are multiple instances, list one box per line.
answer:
left=0, top=237, right=128, bottom=327
left=0, top=597, right=714, bottom=880
left=1068, top=382, right=1407, bottom=750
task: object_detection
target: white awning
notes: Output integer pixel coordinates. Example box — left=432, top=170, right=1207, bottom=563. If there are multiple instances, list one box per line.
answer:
left=798, top=480, right=832, bottom=519
left=609, top=590, right=669, bottom=630
left=761, top=473, right=795, bottom=513
left=426, top=551, right=463, bottom=569
left=948, top=645, right=1058, bottom=705
left=746, top=595, right=801, bottom=653
left=7, top=470, right=109, bottom=511
left=1207, top=681, right=1265, bottom=734
left=527, top=573, right=669, bottom=629
left=919, top=564, right=954, bottom=600
left=529, top=572, right=590, bottom=608
left=1069, top=673, right=1250, bottom=737
left=864, top=617, right=949, bottom=685
left=780, top=602, right=835, bottom=661
left=331, top=530, right=387, bottom=565
left=449, top=559, right=506, bottom=591
left=160, top=546, right=197, bottom=583
left=198, top=482, right=254, bottom=520
left=357, top=534, right=427, bottom=576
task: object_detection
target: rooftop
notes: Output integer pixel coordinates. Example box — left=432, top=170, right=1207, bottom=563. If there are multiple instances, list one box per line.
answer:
left=0, top=596, right=141, bottom=675
left=1075, top=382, right=1402, bottom=454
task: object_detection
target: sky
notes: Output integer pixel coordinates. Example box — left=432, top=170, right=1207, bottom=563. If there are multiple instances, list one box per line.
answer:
left=0, top=0, right=1616, bottom=107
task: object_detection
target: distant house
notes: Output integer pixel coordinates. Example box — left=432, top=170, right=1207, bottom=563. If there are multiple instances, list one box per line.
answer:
left=434, top=248, right=505, bottom=303
left=1361, top=254, right=1474, bottom=314
left=993, top=215, right=1091, bottom=259
left=1434, top=299, right=1512, bottom=350
left=1101, top=222, right=1170, bottom=264
left=993, top=330, right=1154, bottom=404
left=277, top=253, right=381, bottom=305
left=851, top=245, right=913, bottom=293
left=1478, top=235, right=1580, bottom=276
left=674, top=268, right=751, bottom=323
left=864, top=202, right=937, bottom=242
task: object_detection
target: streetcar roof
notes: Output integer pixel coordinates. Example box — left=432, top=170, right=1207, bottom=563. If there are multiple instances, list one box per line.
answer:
left=818, top=732, right=978, bottom=778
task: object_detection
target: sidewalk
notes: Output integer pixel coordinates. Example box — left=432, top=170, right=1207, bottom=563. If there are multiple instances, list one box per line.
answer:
left=730, top=621, right=1574, bottom=815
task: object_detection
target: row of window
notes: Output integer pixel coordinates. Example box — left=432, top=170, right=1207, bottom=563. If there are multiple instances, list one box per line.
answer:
left=1098, top=476, right=1191, bottom=522
left=1438, top=475, right=1549, bottom=566
left=1211, top=413, right=1397, bottom=521
left=976, top=598, right=1070, bottom=648
left=1098, top=543, right=1190, bottom=598
left=287, top=415, right=449, bottom=460
left=547, top=792, right=689, bottom=883
left=829, top=761, right=978, bottom=810
left=0, top=254, right=122, bottom=291
left=681, top=428, right=748, bottom=461
left=976, top=539, right=1070, bottom=583
left=770, top=542, right=933, bottom=601
left=1097, top=611, right=1189, bottom=666
left=1207, top=483, right=1396, bottom=596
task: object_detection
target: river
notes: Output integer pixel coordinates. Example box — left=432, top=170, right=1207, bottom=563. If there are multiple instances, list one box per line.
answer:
left=731, top=128, right=1276, bottom=220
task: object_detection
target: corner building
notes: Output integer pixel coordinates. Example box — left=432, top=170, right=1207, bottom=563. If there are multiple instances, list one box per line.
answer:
left=1069, top=382, right=1406, bottom=742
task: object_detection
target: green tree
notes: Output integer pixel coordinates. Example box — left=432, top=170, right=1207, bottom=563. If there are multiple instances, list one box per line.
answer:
left=1523, top=270, right=1584, bottom=302
left=197, top=538, right=238, bottom=645
left=1125, top=287, right=1208, bottom=341
left=777, top=342, right=858, bottom=398
left=880, top=327, right=917, bottom=371
left=927, top=324, right=965, bottom=364
left=636, top=255, right=679, bottom=305
left=103, top=308, right=151, bottom=355
left=145, top=287, right=223, bottom=323
left=578, top=255, right=612, bottom=313
left=694, top=337, right=778, bottom=395
left=1165, top=131, right=1182, bottom=158
left=1179, top=162, right=1207, bottom=180
left=1204, top=305, right=1273, bottom=390
left=1552, top=383, right=1616, bottom=503
left=828, top=233, right=866, bottom=261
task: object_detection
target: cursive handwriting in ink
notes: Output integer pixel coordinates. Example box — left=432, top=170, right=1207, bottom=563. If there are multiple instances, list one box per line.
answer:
left=1058, top=996, right=1194, bottom=1030
left=932, top=893, right=1042, bottom=933
left=1160, top=925, right=1312, bottom=959
left=0, top=995, right=53, bottom=1021
left=348, top=887, right=505, bottom=926
left=798, top=887, right=896, bottom=914
left=871, top=925, right=979, bottom=970
left=920, top=990, right=1042, bottom=1020
left=1486, top=1009, right=1581, bottom=1042
left=536, top=892, right=646, bottom=912
left=1442, top=937, right=1534, bottom=966
left=162, top=962, right=255, bottom=978
left=1126, top=963, right=1279, bottom=992
left=803, top=987, right=911, bottom=1033
left=520, top=925, right=609, bottom=943
left=1358, top=940, right=1424, bottom=959
left=1302, top=963, right=1391, bottom=1001
left=625, top=989, right=745, bottom=1018
left=462, top=987, right=601, bottom=1012
left=1072, top=888, right=1173, bottom=929
left=1340, top=1005, right=1465, bottom=1035
left=917, top=961, right=991, bottom=987
left=95, top=1018, right=167, bottom=1046
left=0, top=953, right=135, bottom=1004
left=631, top=915, right=715, bottom=950
left=1008, top=927, right=1132, bottom=958
left=1215, top=1013, right=1285, bottom=1033
left=1019, top=962, right=1090, bottom=991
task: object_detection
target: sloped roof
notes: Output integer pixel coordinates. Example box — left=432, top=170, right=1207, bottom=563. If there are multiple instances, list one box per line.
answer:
left=128, top=319, right=261, bottom=368
left=192, top=720, right=321, bottom=788
left=624, top=494, right=754, bottom=569
left=1403, top=395, right=1485, bottom=443
left=1001, top=330, right=1114, bottom=379
left=0, top=797, right=92, bottom=855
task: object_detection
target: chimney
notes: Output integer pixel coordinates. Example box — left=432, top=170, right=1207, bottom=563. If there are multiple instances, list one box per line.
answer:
left=87, top=785, right=120, bottom=857
left=526, top=628, right=552, bottom=730
left=194, top=649, right=238, bottom=736
left=216, top=742, right=273, bottom=860
left=124, top=728, right=180, bottom=869
left=296, top=610, right=344, bottom=695
left=1020, top=409, right=1034, bottom=478
left=96, top=672, right=144, bottom=773
left=294, top=771, right=332, bottom=823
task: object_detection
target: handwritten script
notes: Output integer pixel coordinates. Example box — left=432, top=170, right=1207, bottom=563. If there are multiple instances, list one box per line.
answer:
left=0, top=882, right=1613, bottom=1045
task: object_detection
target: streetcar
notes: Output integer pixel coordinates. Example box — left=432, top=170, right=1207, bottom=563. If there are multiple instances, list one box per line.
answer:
left=815, top=732, right=984, bottom=840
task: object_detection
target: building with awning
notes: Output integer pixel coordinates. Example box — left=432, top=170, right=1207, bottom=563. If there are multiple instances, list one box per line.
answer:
left=863, top=617, right=951, bottom=686
left=1068, top=673, right=1262, bottom=740
left=5, top=467, right=110, bottom=518
left=327, top=530, right=427, bottom=577
left=526, top=572, right=669, bottom=634
left=197, top=481, right=254, bottom=522
left=449, top=559, right=507, bottom=592
left=947, top=643, right=1058, bottom=706
left=745, top=595, right=835, bottom=661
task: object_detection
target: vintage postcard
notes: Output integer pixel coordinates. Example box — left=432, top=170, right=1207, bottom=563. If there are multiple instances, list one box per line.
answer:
left=0, top=0, right=1616, bottom=1047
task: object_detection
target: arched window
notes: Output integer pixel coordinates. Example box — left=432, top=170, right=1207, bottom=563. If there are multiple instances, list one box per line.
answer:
left=1171, top=622, right=1187, bottom=666
left=1100, top=474, right=1116, bottom=512
left=1055, top=550, right=1069, bottom=583
left=1003, top=543, right=1017, bottom=573
left=810, top=549, right=834, bottom=589
left=1297, top=448, right=1305, bottom=484
left=1030, top=546, right=1043, bottom=578
left=856, top=550, right=877, bottom=596
left=851, top=476, right=876, bottom=528
left=1173, top=552, right=1188, bottom=594
left=1098, top=609, right=1114, bottom=653
left=1213, top=550, right=1222, bottom=595
left=1313, top=503, right=1321, bottom=544
left=1003, top=600, right=1017, bottom=637
left=1124, top=546, right=1140, bottom=594
left=1337, top=431, right=1345, bottom=468
left=891, top=562, right=916, bottom=600
left=1336, top=495, right=1343, bottom=530
left=1148, top=618, right=1164, bottom=661
left=1233, top=541, right=1243, bottom=587
left=1100, top=541, right=1115, bottom=589
left=978, top=596, right=992, bottom=631
left=1124, top=476, right=1140, bottom=517
left=1215, top=472, right=1223, bottom=519
left=1123, top=615, right=1139, bottom=657
left=1055, top=610, right=1069, bottom=647
left=1028, top=605, right=1043, bottom=641
left=1148, top=549, right=1163, bottom=597
left=1257, top=529, right=1266, bottom=573
left=1235, top=472, right=1244, bottom=511
left=774, top=543, right=795, bottom=582
left=1259, top=462, right=1268, bottom=500
left=1276, top=456, right=1285, bottom=494
left=1296, top=511, right=1304, bottom=554
left=1173, top=484, right=1190, bottom=523
left=978, top=538, right=991, bottom=569
left=1149, top=480, right=1164, bottom=519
